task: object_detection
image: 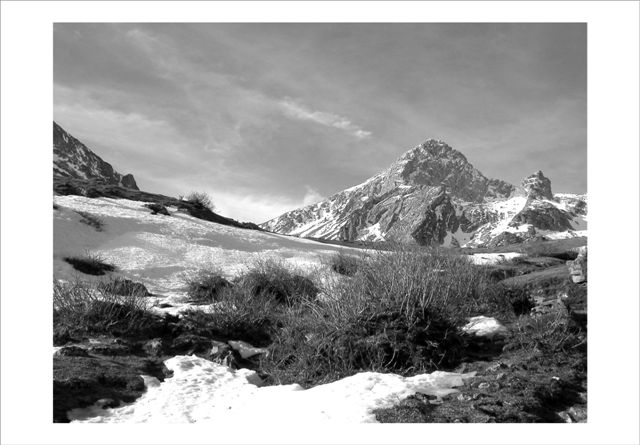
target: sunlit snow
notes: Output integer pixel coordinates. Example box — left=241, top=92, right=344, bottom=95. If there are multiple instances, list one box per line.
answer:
left=54, top=196, right=362, bottom=313
left=467, top=252, right=522, bottom=265
left=69, top=355, right=476, bottom=424
left=462, top=316, right=507, bottom=337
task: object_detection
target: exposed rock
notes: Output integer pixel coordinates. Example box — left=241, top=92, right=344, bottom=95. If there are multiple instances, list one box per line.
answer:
left=145, top=202, right=171, bottom=216
left=228, top=340, right=269, bottom=359
left=521, top=170, right=553, bottom=200
left=486, top=232, right=525, bottom=248
left=567, top=246, right=587, bottom=283
left=53, top=122, right=139, bottom=190
left=55, top=345, right=90, bottom=357
left=53, top=354, right=168, bottom=422
left=511, top=202, right=574, bottom=232
left=87, top=343, right=132, bottom=357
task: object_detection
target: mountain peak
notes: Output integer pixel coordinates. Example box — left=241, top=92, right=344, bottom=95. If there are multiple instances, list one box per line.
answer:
left=402, top=139, right=468, bottom=163
left=521, top=170, right=553, bottom=200
left=53, top=122, right=139, bottom=190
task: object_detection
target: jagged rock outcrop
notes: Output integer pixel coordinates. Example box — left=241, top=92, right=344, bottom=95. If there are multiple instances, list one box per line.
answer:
left=261, top=139, right=587, bottom=248
left=53, top=122, right=139, bottom=190
left=521, top=170, right=553, bottom=200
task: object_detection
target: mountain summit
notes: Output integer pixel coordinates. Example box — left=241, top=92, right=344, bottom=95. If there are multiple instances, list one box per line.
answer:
left=261, top=140, right=587, bottom=247
left=53, top=122, right=139, bottom=190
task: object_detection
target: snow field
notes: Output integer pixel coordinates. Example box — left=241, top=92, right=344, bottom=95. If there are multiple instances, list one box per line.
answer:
left=54, top=196, right=362, bottom=312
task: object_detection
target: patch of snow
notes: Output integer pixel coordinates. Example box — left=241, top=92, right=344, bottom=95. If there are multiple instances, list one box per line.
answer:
left=539, top=230, right=588, bottom=240
left=467, top=252, right=522, bottom=265
left=358, top=222, right=385, bottom=242
left=69, top=355, right=476, bottom=423
left=462, top=316, right=507, bottom=338
left=485, top=196, right=528, bottom=237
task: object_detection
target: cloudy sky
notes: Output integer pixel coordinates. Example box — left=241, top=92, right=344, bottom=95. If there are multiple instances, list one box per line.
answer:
left=54, top=23, right=586, bottom=223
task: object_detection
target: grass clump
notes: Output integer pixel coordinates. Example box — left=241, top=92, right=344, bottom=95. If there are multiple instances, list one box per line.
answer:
left=183, top=269, right=232, bottom=303
left=236, top=258, right=319, bottom=305
left=53, top=280, right=158, bottom=341
left=98, top=277, right=151, bottom=297
left=328, top=251, right=361, bottom=276
left=506, top=311, right=585, bottom=354
left=64, top=252, right=116, bottom=276
left=75, top=211, right=105, bottom=231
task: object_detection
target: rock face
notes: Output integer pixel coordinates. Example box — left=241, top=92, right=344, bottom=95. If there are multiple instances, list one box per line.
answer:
left=261, top=139, right=587, bottom=247
left=53, top=122, right=139, bottom=190
left=521, top=170, right=553, bottom=200
left=567, top=246, right=587, bottom=283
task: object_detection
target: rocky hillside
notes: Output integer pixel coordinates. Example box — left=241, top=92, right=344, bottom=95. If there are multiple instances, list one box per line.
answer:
left=261, top=140, right=587, bottom=248
left=53, top=122, right=139, bottom=189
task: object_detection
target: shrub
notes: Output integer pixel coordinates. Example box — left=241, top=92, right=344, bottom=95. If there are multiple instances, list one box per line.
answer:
left=64, top=252, right=116, bottom=276
left=328, top=251, right=361, bottom=276
left=98, top=277, right=151, bottom=297
left=75, top=211, right=105, bottom=231
left=178, top=287, right=282, bottom=347
left=236, top=258, right=319, bottom=305
left=53, top=280, right=158, bottom=340
left=183, top=191, right=215, bottom=211
left=183, top=269, right=232, bottom=303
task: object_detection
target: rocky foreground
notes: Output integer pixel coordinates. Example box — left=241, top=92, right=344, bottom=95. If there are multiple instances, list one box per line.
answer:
left=54, top=241, right=587, bottom=423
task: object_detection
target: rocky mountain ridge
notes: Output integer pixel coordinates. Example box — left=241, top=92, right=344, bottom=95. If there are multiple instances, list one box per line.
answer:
left=261, top=140, right=587, bottom=248
left=53, top=121, right=139, bottom=190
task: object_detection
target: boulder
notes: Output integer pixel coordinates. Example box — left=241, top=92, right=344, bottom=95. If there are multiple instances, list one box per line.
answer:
left=53, top=354, right=168, bottom=422
left=143, top=338, right=164, bottom=357
left=228, top=340, right=269, bottom=359
left=567, top=246, right=587, bottom=283
left=55, top=345, right=90, bottom=358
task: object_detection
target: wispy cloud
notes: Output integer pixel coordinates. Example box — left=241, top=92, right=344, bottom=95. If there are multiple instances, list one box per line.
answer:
left=301, top=186, right=325, bottom=206
left=279, top=97, right=371, bottom=140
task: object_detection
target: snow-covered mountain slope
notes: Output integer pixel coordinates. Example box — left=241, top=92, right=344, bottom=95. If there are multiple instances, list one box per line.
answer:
left=261, top=140, right=587, bottom=248
left=54, top=195, right=363, bottom=313
left=54, top=122, right=139, bottom=189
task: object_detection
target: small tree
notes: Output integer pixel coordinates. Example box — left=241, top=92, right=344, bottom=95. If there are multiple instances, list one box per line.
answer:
left=184, top=191, right=215, bottom=211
